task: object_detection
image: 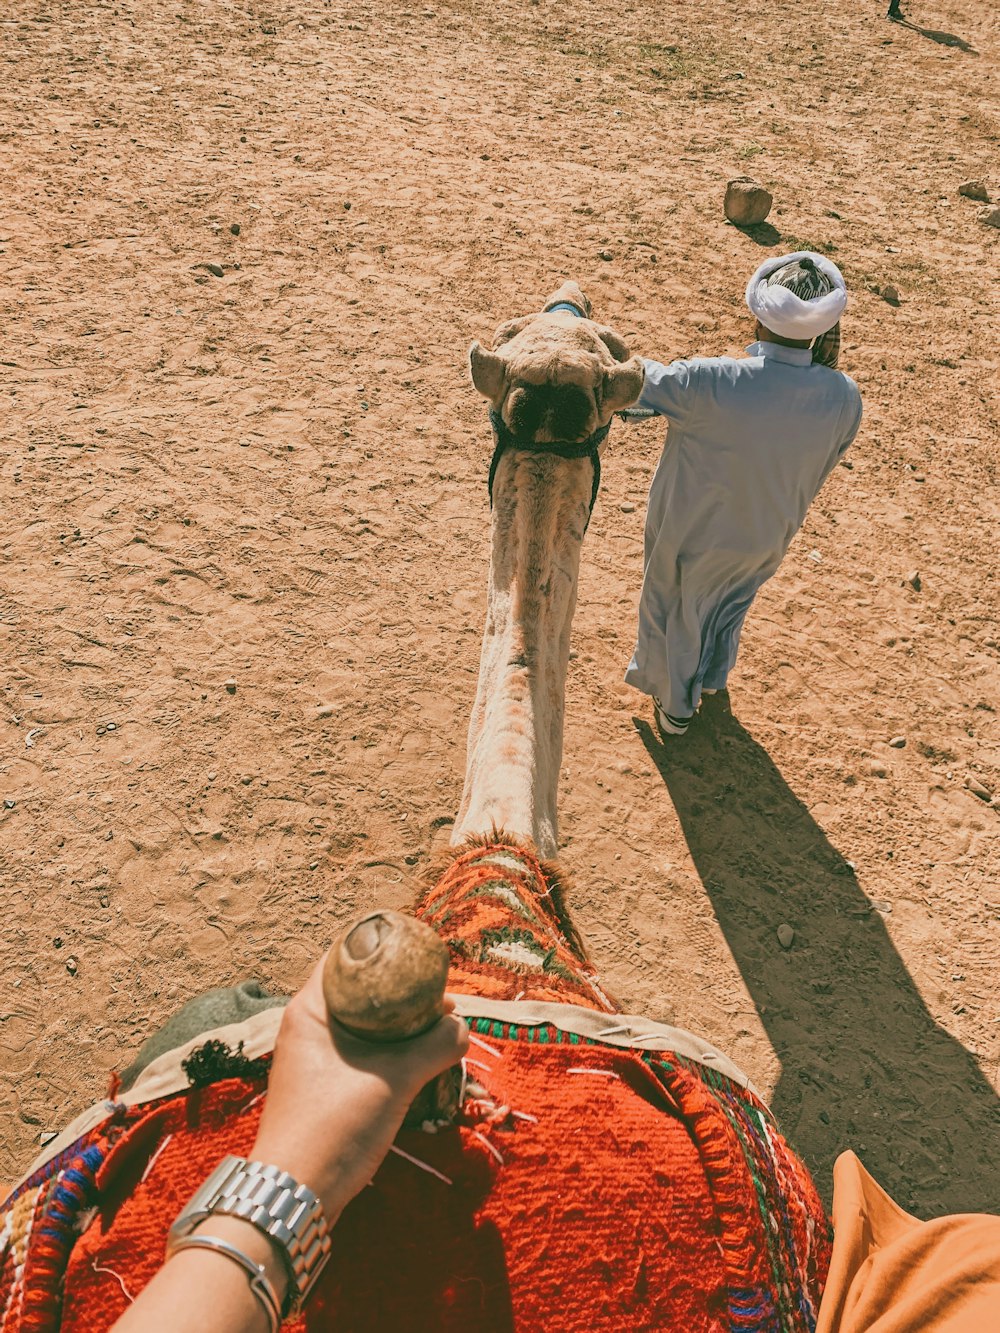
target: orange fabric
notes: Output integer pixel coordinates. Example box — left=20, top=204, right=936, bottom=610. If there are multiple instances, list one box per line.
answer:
left=417, top=840, right=616, bottom=1011
left=817, top=1151, right=1000, bottom=1333
left=60, top=1044, right=733, bottom=1333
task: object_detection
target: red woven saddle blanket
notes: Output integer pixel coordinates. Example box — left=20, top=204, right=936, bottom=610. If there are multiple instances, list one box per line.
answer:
left=1, top=1002, right=829, bottom=1333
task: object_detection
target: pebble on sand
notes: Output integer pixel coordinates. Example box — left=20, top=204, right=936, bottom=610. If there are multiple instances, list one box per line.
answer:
left=224, top=678, right=237, bottom=694
left=958, top=180, right=989, bottom=202
left=204, top=262, right=225, bottom=278
left=777, top=923, right=795, bottom=950
left=881, top=284, right=900, bottom=306
left=598, top=249, right=613, bottom=261
left=977, top=205, right=1000, bottom=229
left=724, top=176, right=773, bottom=226
left=619, top=502, right=636, bottom=513
left=903, top=569, right=921, bottom=591
left=868, top=760, right=888, bottom=778
left=315, top=703, right=337, bottom=718
left=230, top=222, right=241, bottom=235
left=888, top=736, right=906, bottom=748
left=965, top=776, right=993, bottom=802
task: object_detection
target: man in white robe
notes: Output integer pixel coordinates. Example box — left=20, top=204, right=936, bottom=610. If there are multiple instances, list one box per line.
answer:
left=625, top=252, right=863, bottom=735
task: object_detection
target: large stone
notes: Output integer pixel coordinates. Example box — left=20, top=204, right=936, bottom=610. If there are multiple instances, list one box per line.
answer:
left=958, top=179, right=989, bottom=202
left=724, top=177, right=773, bottom=226
left=977, top=205, right=1000, bottom=229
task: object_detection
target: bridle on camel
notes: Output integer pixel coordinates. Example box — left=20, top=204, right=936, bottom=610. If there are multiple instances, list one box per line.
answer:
left=486, top=301, right=610, bottom=531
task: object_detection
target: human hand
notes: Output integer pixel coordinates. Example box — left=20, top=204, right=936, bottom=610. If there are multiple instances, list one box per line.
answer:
left=250, top=952, right=468, bottom=1224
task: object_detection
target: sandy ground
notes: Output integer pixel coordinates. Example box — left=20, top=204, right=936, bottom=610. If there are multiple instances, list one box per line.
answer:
left=1, top=0, right=998, bottom=1218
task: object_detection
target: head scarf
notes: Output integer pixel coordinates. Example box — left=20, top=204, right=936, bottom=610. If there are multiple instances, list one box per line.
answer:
left=745, top=251, right=847, bottom=367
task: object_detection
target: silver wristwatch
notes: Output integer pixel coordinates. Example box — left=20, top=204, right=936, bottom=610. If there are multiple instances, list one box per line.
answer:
left=167, top=1156, right=332, bottom=1312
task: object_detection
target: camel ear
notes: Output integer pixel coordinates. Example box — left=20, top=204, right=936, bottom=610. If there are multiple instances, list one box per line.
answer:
left=592, top=324, right=632, bottom=363
left=491, top=315, right=533, bottom=349
left=469, top=341, right=508, bottom=401
left=602, top=356, right=645, bottom=412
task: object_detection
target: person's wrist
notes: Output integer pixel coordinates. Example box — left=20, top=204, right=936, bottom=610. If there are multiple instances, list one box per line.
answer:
left=247, top=1130, right=361, bottom=1226
left=188, top=1214, right=291, bottom=1309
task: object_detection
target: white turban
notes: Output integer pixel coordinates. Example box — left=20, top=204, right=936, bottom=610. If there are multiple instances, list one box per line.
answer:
left=745, top=251, right=847, bottom=340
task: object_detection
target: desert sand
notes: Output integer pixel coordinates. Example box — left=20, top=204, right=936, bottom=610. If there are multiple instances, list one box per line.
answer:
left=1, top=0, right=998, bottom=1217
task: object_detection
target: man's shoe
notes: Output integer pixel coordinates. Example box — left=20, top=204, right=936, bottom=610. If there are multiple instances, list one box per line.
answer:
left=653, top=697, right=691, bottom=736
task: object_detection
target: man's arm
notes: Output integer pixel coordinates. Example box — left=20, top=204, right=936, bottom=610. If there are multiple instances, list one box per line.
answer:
left=836, top=382, right=863, bottom=457
left=624, top=358, right=697, bottom=424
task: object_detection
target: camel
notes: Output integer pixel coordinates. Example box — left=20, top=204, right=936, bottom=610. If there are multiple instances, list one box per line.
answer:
left=452, top=280, right=645, bottom=857
left=0, top=287, right=830, bottom=1333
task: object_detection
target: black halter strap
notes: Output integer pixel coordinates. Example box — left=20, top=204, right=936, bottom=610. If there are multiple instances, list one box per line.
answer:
left=487, top=410, right=609, bottom=528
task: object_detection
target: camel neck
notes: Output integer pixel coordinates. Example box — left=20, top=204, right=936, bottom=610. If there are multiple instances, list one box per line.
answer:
left=452, top=450, right=593, bottom=859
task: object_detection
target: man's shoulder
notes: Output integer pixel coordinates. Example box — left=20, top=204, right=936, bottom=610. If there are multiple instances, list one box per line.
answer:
left=826, top=368, right=862, bottom=408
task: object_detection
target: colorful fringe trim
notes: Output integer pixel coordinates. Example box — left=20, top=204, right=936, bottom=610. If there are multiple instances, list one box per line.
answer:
left=1, top=1140, right=106, bottom=1332
left=417, top=834, right=616, bottom=1012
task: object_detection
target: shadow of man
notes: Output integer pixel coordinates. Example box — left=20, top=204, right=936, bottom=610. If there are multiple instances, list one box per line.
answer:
left=635, top=696, right=1000, bottom=1218
left=890, top=9, right=978, bottom=52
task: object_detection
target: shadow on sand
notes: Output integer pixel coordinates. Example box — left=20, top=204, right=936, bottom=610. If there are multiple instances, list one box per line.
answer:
left=635, top=695, right=999, bottom=1217
left=895, top=17, right=978, bottom=53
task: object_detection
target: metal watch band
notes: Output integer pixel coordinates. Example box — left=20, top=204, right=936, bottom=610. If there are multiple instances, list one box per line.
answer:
left=167, top=1155, right=332, bottom=1312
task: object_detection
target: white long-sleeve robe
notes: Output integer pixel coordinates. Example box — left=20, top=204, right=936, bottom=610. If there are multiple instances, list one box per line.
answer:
left=625, top=342, right=863, bottom=718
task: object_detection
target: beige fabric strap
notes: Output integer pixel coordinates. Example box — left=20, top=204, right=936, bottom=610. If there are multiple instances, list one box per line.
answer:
left=16, top=997, right=755, bottom=1190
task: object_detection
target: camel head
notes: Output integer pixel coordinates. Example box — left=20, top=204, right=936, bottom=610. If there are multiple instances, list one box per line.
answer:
left=468, top=281, right=644, bottom=445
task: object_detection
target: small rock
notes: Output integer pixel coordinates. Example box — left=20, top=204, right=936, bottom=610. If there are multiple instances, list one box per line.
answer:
left=966, top=776, right=993, bottom=802
left=777, top=923, right=795, bottom=950
left=99, top=894, right=109, bottom=908
left=343, top=200, right=352, bottom=210
left=619, top=501, right=636, bottom=513
left=204, top=262, right=225, bottom=278
left=958, top=179, right=989, bottom=202
left=66, top=957, right=78, bottom=975
left=315, top=703, right=337, bottom=718
left=978, top=205, right=1000, bottom=229
left=868, top=760, right=888, bottom=778
left=3, top=798, right=14, bottom=810
left=870, top=898, right=893, bottom=914
left=904, top=569, right=921, bottom=591
left=207, top=771, right=217, bottom=781
left=104, top=829, right=113, bottom=841
left=888, top=736, right=906, bottom=748
left=240, top=775, right=252, bottom=785
left=230, top=222, right=241, bottom=235
left=404, top=853, right=419, bottom=865
left=598, top=248, right=613, bottom=261
left=53, top=937, right=63, bottom=949
left=724, top=176, right=773, bottom=226
left=881, top=284, right=900, bottom=306
left=819, top=1109, right=831, bottom=1125
left=40, top=1130, right=58, bottom=1146
left=224, top=678, right=237, bottom=694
